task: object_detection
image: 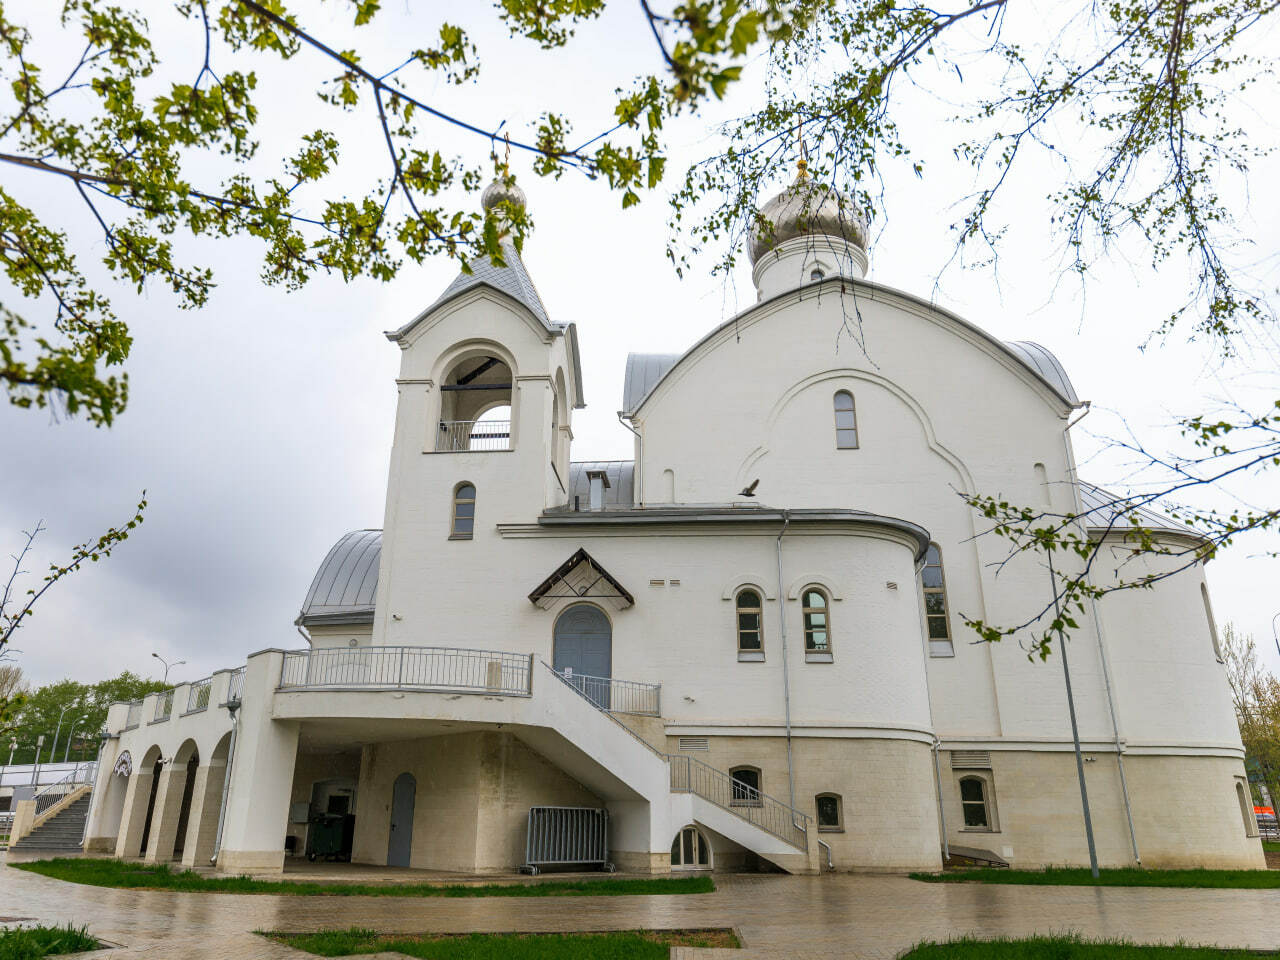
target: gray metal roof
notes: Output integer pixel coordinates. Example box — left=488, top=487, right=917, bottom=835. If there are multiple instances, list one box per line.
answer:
left=622, top=353, right=681, bottom=415
left=1003, top=341, right=1079, bottom=405
left=619, top=299, right=1081, bottom=416
left=563, top=460, right=635, bottom=509
left=1076, top=481, right=1198, bottom=538
left=428, top=242, right=554, bottom=330
left=297, top=529, right=380, bottom=627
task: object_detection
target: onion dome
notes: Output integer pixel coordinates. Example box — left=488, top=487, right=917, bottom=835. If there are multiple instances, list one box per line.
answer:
left=747, top=168, right=868, bottom=265
left=481, top=173, right=527, bottom=216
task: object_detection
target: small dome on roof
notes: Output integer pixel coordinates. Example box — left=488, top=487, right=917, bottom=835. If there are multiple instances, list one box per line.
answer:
left=748, top=170, right=868, bottom=265
left=481, top=173, right=527, bottom=215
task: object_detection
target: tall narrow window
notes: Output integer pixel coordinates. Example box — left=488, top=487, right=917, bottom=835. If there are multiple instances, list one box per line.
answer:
left=960, top=776, right=992, bottom=830
left=833, top=391, right=858, bottom=449
left=1237, top=778, right=1259, bottom=837
left=1202, top=582, right=1222, bottom=661
left=736, top=589, right=764, bottom=660
left=802, top=588, right=831, bottom=658
left=450, top=483, right=476, bottom=540
left=730, top=767, right=762, bottom=807
left=922, top=544, right=953, bottom=657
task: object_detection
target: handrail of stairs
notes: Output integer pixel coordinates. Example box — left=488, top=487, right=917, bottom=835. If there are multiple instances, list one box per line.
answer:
left=32, top=769, right=88, bottom=819
left=540, top=661, right=665, bottom=757
left=541, top=661, right=812, bottom=851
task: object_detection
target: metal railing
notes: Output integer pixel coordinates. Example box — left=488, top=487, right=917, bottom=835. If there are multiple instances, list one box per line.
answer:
left=226, top=667, right=245, bottom=703
left=556, top=670, right=660, bottom=716
left=153, top=689, right=174, bottom=722
left=279, top=645, right=533, bottom=696
left=542, top=662, right=665, bottom=757
left=33, top=768, right=90, bottom=818
left=124, top=700, right=143, bottom=729
left=436, top=419, right=511, bottom=452
left=187, top=677, right=212, bottom=713
left=0, top=761, right=96, bottom=789
left=669, top=754, right=809, bottom=850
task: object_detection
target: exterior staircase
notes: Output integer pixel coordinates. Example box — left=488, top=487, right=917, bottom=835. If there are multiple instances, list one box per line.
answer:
left=9, top=792, right=91, bottom=853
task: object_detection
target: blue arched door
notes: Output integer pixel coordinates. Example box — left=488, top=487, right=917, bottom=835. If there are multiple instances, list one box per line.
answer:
left=386, top=772, right=416, bottom=868
left=553, top=604, right=612, bottom=708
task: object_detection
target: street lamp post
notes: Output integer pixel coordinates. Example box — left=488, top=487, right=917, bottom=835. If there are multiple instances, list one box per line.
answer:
left=1272, top=612, right=1280, bottom=660
left=64, top=716, right=87, bottom=762
left=151, top=652, right=186, bottom=684
left=48, top=701, right=77, bottom=764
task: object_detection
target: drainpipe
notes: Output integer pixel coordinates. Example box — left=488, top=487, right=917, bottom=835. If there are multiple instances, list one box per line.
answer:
left=1060, top=403, right=1141, bottom=865
left=209, top=701, right=240, bottom=866
left=616, top=412, right=643, bottom=505
left=775, top=510, right=798, bottom=818
left=932, top=738, right=949, bottom=862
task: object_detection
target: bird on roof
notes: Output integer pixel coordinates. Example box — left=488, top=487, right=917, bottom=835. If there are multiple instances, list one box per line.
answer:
left=739, top=479, right=760, bottom=498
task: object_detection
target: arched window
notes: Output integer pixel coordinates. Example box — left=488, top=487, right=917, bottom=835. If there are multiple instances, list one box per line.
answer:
left=802, top=588, right=831, bottom=658
left=670, top=825, right=711, bottom=868
left=730, top=766, right=762, bottom=807
left=959, top=775, right=993, bottom=831
left=1202, top=582, right=1222, bottom=661
left=833, top=391, right=858, bottom=449
left=921, top=544, right=953, bottom=657
left=815, top=793, right=844, bottom=832
left=450, top=483, right=476, bottom=540
left=736, top=589, right=764, bottom=660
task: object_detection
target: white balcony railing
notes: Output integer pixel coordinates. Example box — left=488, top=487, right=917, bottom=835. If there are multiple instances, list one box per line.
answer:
left=435, top=419, right=510, bottom=452
left=556, top=670, right=660, bottom=716
left=153, top=689, right=173, bottom=722
left=225, top=667, right=245, bottom=703
left=124, top=701, right=143, bottom=729
left=278, top=646, right=532, bottom=697
left=186, top=677, right=212, bottom=713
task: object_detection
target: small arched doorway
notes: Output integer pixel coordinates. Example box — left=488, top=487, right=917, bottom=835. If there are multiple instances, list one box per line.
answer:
left=670, top=825, right=711, bottom=870
left=138, top=756, right=163, bottom=856
left=553, top=603, right=612, bottom=708
left=171, top=741, right=200, bottom=860
left=387, top=772, right=416, bottom=868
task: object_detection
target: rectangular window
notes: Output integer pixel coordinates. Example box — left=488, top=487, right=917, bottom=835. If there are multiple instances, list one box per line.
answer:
left=834, top=391, right=859, bottom=449
left=959, top=776, right=994, bottom=831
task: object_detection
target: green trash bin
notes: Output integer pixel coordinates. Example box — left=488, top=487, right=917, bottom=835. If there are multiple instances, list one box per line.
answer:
left=306, top=814, right=346, bottom=862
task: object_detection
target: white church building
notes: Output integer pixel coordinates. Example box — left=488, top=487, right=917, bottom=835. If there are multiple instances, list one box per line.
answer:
left=78, top=169, right=1263, bottom=876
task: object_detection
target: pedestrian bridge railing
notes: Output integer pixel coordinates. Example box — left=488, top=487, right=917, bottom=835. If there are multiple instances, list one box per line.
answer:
left=278, top=646, right=533, bottom=697
left=33, top=768, right=92, bottom=818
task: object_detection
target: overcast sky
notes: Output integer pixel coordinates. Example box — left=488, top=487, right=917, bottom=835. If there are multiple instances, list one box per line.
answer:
left=3, top=1, right=1278, bottom=689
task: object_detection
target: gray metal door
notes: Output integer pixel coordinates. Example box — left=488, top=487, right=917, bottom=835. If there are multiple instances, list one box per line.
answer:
left=554, top=604, right=612, bottom=708
left=387, top=772, right=416, bottom=868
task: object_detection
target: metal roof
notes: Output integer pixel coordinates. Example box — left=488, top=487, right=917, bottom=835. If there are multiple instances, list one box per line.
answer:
left=297, top=529, right=380, bottom=627
left=1076, top=480, right=1198, bottom=538
left=1003, top=341, right=1079, bottom=405
left=563, top=461, right=635, bottom=509
left=622, top=353, right=681, bottom=415
left=427, top=242, right=554, bottom=330
left=619, top=294, right=1082, bottom=416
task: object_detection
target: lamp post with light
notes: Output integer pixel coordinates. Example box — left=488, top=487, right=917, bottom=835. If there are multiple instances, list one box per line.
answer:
left=151, top=652, right=186, bottom=684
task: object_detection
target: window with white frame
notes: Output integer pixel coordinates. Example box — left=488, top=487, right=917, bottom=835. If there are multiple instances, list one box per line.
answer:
left=921, top=544, right=953, bottom=657
left=959, top=774, right=995, bottom=831
left=833, top=391, right=858, bottom=449
left=815, top=793, right=844, bottom=832
left=736, top=588, right=764, bottom=660
left=450, top=482, right=476, bottom=540
left=670, top=825, right=711, bottom=868
left=802, top=587, right=832, bottom=660
left=1236, top=778, right=1259, bottom=837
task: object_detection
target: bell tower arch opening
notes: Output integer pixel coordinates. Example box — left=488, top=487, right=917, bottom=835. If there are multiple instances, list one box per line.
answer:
left=437, top=354, right=513, bottom=451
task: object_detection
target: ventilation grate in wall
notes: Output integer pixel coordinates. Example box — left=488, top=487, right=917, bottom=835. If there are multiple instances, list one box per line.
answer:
left=950, top=750, right=992, bottom=769
left=678, top=737, right=709, bottom=752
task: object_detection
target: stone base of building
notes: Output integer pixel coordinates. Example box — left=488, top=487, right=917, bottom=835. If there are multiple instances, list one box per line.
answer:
left=610, top=850, right=670, bottom=874
left=216, top=849, right=285, bottom=874
left=84, top=836, right=117, bottom=854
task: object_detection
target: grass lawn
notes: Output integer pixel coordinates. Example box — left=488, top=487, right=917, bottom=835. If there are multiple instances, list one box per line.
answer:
left=264, top=927, right=739, bottom=958
left=901, top=935, right=1271, bottom=958
left=0, top=923, right=99, bottom=959
left=12, top=858, right=713, bottom=898
left=1261, top=840, right=1280, bottom=852
left=911, top=866, right=1280, bottom=889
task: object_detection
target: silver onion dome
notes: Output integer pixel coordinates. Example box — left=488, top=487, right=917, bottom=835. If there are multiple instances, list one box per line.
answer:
left=481, top=173, right=527, bottom=215
left=747, top=173, right=868, bottom=265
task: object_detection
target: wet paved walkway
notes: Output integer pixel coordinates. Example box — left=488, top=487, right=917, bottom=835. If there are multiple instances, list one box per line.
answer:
left=3, top=854, right=1280, bottom=959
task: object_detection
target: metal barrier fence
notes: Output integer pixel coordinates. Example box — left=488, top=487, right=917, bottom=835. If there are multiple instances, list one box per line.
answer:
left=279, top=646, right=533, bottom=696
left=436, top=419, right=511, bottom=452
left=557, top=670, right=660, bottom=716
left=125, top=701, right=143, bottom=729
left=0, top=761, right=97, bottom=789
left=226, top=667, right=245, bottom=703
left=153, top=689, right=174, bottom=722
left=669, top=754, right=809, bottom=850
left=187, top=678, right=212, bottom=713
left=523, top=806, right=610, bottom=874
